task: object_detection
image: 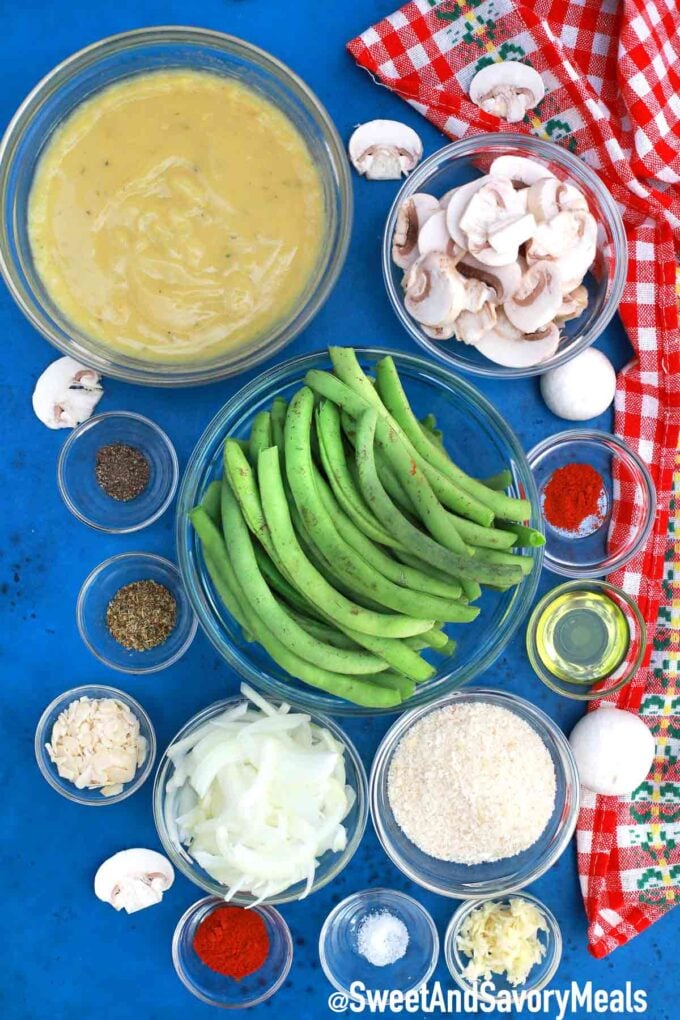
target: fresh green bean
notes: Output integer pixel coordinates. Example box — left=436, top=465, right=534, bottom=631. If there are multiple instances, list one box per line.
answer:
left=315, top=470, right=463, bottom=600
left=253, top=542, right=320, bottom=617
left=284, top=608, right=365, bottom=650
left=354, top=408, right=522, bottom=587
left=201, top=480, right=223, bottom=525
left=449, top=514, right=517, bottom=550
left=364, top=672, right=416, bottom=700
left=271, top=398, right=288, bottom=453
left=258, top=445, right=435, bottom=639
left=249, top=411, right=273, bottom=463
left=373, top=354, right=531, bottom=522
left=190, top=507, right=399, bottom=707
left=393, top=549, right=480, bottom=602
left=285, top=387, right=476, bottom=624
left=483, top=470, right=513, bottom=492
left=497, top=521, right=546, bottom=547
left=224, top=441, right=278, bottom=560
left=472, top=547, right=535, bottom=576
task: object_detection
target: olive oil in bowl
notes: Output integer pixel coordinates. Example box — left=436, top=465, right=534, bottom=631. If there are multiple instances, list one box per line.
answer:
left=535, top=590, right=630, bottom=683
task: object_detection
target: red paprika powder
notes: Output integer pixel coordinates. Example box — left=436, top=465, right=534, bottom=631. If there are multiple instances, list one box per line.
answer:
left=193, top=905, right=270, bottom=979
left=542, top=462, right=607, bottom=535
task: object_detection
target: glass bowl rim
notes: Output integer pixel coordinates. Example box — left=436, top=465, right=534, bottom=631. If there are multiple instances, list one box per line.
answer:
left=525, top=578, right=647, bottom=701
left=444, top=890, right=563, bottom=1000
left=175, top=345, right=544, bottom=716
left=381, top=133, right=628, bottom=380
left=318, top=886, right=440, bottom=997
left=152, top=694, right=369, bottom=904
left=0, top=25, right=353, bottom=387
left=57, top=410, right=179, bottom=533
left=171, top=894, right=293, bottom=1009
left=369, top=686, right=580, bottom=899
left=34, top=682, right=157, bottom=805
left=76, top=550, right=198, bottom=674
left=527, top=427, right=657, bottom=578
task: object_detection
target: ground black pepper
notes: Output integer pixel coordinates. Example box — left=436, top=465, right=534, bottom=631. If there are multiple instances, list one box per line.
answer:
left=96, top=443, right=150, bottom=502
left=106, top=580, right=177, bottom=651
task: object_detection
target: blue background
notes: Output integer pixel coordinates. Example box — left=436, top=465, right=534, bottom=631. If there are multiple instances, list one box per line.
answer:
left=2, top=2, right=677, bottom=1018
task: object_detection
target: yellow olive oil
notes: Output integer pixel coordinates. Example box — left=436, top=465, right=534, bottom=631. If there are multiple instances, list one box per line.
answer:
left=535, top=590, right=630, bottom=683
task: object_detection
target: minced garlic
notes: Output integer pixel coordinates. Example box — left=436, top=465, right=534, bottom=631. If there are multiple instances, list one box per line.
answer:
left=46, top=696, right=147, bottom=797
left=456, top=898, right=548, bottom=987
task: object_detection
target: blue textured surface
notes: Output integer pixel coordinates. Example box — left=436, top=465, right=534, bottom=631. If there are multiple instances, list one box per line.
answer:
left=2, top=3, right=677, bottom=1018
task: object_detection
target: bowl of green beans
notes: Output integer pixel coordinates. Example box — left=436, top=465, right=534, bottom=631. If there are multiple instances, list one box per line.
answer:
left=176, top=347, right=544, bottom=716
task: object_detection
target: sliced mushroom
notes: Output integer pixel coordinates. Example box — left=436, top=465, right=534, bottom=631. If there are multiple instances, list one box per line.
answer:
left=457, top=253, right=523, bottom=303
left=469, top=61, right=545, bottom=124
left=392, top=193, right=440, bottom=268
left=422, top=322, right=457, bottom=341
left=444, top=177, right=493, bottom=247
left=457, top=177, right=532, bottom=266
left=32, top=356, right=104, bottom=430
left=452, top=302, right=498, bottom=345
left=555, top=284, right=589, bottom=323
left=527, top=177, right=588, bottom=222
left=476, top=320, right=560, bottom=367
left=553, top=212, right=598, bottom=291
left=94, top=849, right=174, bottom=914
left=527, top=211, right=597, bottom=291
left=489, top=155, right=555, bottom=186
left=403, top=252, right=467, bottom=327
left=486, top=212, right=536, bottom=256
left=348, top=120, right=423, bottom=180
left=463, top=278, right=498, bottom=314
left=504, top=261, right=563, bottom=332
left=417, top=209, right=451, bottom=256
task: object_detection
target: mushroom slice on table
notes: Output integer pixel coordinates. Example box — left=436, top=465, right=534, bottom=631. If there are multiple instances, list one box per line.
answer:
left=527, top=177, right=588, bottom=222
left=94, top=849, right=174, bottom=914
left=32, top=356, right=103, bottom=430
left=476, top=319, right=560, bottom=368
left=392, top=193, right=440, bottom=268
left=348, top=120, right=423, bottom=180
left=403, top=251, right=467, bottom=327
left=504, top=260, right=563, bottom=333
left=469, top=61, right=545, bottom=123
left=489, top=155, right=555, bottom=186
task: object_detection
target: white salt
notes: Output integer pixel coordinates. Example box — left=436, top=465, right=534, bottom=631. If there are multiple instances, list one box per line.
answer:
left=357, top=910, right=409, bottom=967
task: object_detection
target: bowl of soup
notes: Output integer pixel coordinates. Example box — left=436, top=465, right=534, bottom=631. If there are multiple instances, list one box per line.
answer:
left=0, top=28, right=351, bottom=385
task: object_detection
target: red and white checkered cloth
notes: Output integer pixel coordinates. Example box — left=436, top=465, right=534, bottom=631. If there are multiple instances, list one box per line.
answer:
left=348, top=0, right=680, bottom=957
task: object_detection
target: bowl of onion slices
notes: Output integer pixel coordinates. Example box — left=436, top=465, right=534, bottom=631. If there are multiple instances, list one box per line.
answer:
left=153, top=684, right=367, bottom=905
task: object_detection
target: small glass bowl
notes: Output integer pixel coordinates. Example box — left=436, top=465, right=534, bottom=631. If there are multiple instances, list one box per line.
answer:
left=0, top=27, right=350, bottom=386
left=383, top=134, right=627, bottom=379
left=370, top=688, right=579, bottom=900
left=34, top=684, right=156, bottom=805
left=172, top=896, right=293, bottom=1009
left=57, top=412, right=178, bottom=533
left=526, top=579, right=647, bottom=700
left=154, top=696, right=368, bottom=905
left=527, top=429, right=655, bottom=578
left=319, top=888, right=439, bottom=1000
left=444, top=892, right=562, bottom=1002
left=77, top=552, right=197, bottom=674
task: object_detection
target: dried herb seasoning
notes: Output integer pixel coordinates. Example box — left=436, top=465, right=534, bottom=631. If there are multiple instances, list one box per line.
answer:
left=106, top=579, right=177, bottom=651
left=96, top=443, right=150, bottom=502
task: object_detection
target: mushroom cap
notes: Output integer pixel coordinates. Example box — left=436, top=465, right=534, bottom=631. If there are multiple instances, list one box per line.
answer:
left=457, top=253, right=523, bottom=303
left=540, top=347, right=616, bottom=420
left=504, top=260, right=564, bottom=333
left=348, top=120, right=423, bottom=180
left=404, top=252, right=467, bottom=327
left=569, top=707, right=655, bottom=796
left=32, top=356, right=103, bottom=430
left=489, top=155, right=555, bottom=186
left=468, top=61, right=545, bottom=123
left=476, top=321, right=560, bottom=367
left=392, top=193, right=440, bottom=269
left=94, top=848, right=175, bottom=914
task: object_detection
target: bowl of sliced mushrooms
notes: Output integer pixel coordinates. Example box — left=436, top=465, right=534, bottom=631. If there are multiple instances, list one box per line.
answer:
left=382, top=133, right=627, bottom=378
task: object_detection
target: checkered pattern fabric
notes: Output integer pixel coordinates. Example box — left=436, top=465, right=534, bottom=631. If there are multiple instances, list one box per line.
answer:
left=348, top=0, right=680, bottom=957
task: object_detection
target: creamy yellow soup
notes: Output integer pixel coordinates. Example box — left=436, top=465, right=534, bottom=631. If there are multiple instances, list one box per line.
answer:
left=28, top=70, right=325, bottom=362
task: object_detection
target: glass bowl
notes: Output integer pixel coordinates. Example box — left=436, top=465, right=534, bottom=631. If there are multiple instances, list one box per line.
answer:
left=153, top=696, right=368, bottom=905
left=527, top=429, right=655, bottom=577
left=383, top=134, right=627, bottom=379
left=526, top=579, right=647, bottom=700
left=0, top=27, right=351, bottom=386
left=57, top=411, right=178, bottom=533
left=370, top=688, right=579, bottom=900
left=172, top=896, right=293, bottom=1009
left=34, top=683, right=156, bottom=805
left=319, top=888, right=439, bottom=999
left=77, top=552, right=197, bottom=673
left=176, top=347, right=543, bottom=717
left=444, top=892, right=562, bottom=1001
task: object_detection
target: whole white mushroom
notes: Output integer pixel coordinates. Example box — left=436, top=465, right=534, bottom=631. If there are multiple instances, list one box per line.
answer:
left=569, top=706, right=655, bottom=796
left=540, top=348, right=616, bottom=421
